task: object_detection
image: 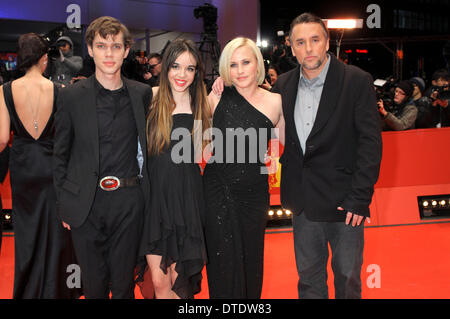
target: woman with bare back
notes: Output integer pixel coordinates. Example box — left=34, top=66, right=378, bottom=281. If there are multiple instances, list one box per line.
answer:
left=0, top=33, right=78, bottom=299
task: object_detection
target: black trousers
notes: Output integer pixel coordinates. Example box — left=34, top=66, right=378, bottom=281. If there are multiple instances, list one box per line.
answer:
left=292, top=212, right=364, bottom=299
left=71, top=186, right=144, bottom=299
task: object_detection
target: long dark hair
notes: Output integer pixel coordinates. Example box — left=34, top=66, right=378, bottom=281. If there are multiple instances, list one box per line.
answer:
left=146, top=39, right=211, bottom=157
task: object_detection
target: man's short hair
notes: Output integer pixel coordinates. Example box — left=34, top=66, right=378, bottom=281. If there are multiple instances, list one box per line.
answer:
left=148, top=53, right=162, bottom=62
left=85, top=16, right=133, bottom=48
left=432, top=68, right=449, bottom=82
left=289, top=12, right=330, bottom=41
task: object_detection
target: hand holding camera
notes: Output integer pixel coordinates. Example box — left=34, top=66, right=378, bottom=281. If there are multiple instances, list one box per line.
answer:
left=377, top=99, right=388, bottom=117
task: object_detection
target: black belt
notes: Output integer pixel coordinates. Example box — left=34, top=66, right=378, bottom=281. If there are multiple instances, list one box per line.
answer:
left=99, top=176, right=139, bottom=191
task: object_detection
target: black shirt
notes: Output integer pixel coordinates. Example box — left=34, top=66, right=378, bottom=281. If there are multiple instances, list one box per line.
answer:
left=94, top=78, right=139, bottom=178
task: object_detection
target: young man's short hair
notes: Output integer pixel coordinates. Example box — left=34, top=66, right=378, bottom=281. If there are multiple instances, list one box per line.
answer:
left=85, top=16, right=133, bottom=48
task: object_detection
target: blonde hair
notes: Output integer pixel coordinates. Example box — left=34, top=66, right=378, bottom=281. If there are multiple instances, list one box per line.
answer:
left=219, top=37, right=265, bottom=86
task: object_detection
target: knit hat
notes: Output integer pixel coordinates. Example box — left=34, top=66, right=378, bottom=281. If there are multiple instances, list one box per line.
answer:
left=410, top=77, right=425, bottom=94
left=396, top=80, right=414, bottom=98
left=56, top=36, right=74, bottom=48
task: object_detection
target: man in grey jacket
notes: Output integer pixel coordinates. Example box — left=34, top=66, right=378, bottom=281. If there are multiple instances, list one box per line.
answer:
left=378, top=80, right=418, bottom=131
left=47, top=36, right=83, bottom=86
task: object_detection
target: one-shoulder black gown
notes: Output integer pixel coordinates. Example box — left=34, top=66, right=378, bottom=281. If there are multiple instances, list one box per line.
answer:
left=203, top=86, right=274, bottom=298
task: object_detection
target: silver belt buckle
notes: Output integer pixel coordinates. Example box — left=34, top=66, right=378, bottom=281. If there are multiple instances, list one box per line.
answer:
left=100, top=176, right=120, bottom=191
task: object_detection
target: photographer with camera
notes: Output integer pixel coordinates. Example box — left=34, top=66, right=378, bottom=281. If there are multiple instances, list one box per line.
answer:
left=378, top=80, right=418, bottom=131
left=271, top=32, right=297, bottom=74
left=261, top=64, right=280, bottom=91
left=46, top=36, right=83, bottom=86
left=425, top=69, right=450, bottom=127
left=410, top=76, right=434, bottom=128
left=145, top=53, right=162, bottom=87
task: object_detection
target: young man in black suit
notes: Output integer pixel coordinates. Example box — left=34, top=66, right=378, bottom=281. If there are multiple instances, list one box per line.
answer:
left=272, top=13, right=382, bottom=299
left=53, top=16, right=152, bottom=298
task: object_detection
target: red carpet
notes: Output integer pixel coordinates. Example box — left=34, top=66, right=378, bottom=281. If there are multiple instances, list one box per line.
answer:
left=1, top=222, right=449, bottom=299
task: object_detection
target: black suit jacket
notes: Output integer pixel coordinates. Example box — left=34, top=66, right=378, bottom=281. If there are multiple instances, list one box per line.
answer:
left=53, top=76, right=152, bottom=228
left=272, top=54, right=382, bottom=222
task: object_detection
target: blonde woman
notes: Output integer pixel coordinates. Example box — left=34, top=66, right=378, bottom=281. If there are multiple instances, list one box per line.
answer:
left=204, top=37, right=285, bottom=298
left=141, top=39, right=211, bottom=299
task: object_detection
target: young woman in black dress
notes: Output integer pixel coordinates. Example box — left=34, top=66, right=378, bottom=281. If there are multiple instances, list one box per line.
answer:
left=140, top=39, right=211, bottom=299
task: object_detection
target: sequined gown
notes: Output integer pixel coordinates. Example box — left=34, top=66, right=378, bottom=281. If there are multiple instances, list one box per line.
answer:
left=203, top=86, right=274, bottom=298
left=140, top=113, right=207, bottom=299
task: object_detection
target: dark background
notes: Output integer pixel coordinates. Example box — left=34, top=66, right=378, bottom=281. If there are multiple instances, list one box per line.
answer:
left=259, top=0, right=450, bottom=83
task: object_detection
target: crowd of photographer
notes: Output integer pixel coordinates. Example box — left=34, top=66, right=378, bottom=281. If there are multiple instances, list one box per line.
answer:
left=375, top=68, right=449, bottom=131
left=1, top=31, right=448, bottom=133
left=0, top=34, right=164, bottom=89
left=261, top=34, right=450, bottom=132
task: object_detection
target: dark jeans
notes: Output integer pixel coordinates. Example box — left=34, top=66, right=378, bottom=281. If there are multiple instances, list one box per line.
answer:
left=292, top=212, right=364, bottom=299
left=71, top=186, right=144, bottom=299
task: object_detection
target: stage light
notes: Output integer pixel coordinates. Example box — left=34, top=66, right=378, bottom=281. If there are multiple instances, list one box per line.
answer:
left=323, top=19, right=364, bottom=29
left=266, top=207, right=293, bottom=227
left=261, top=40, right=269, bottom=48
left=418, top=195, right=450, bottom=220
left=322, top=18, right=363, bottom=60
left=5, top=213, right=11, bottom=220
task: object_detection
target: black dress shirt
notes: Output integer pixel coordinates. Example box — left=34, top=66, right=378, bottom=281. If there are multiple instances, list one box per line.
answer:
left=94, top=78, right=139, bottom=178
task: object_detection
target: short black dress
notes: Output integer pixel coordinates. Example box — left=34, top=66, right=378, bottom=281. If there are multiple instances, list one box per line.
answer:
left=140, top=113, right=206, bottom=299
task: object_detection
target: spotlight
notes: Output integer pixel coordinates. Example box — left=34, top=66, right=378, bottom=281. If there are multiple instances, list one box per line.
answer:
left=2, top=210, right=13, bottom=230
left=268, top=210, right=274, bottom=216
left=418, top=195, right=450, bottom=220
left=285, top=210, right=292, bottom=216
left=276, top=210, right=283, bottom=216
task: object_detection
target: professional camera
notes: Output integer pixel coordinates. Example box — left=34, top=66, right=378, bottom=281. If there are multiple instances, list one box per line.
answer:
left=194, top=3, right=218, bottom=35
left=374, top=76, right=397, bottom=112
left=42, top=27, right=67, bottom=59
left=47, top=45, right=60, bottom=59
left=430, top=84, right=450, bottom=101
left=144, top=63, right=156, bottom=73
